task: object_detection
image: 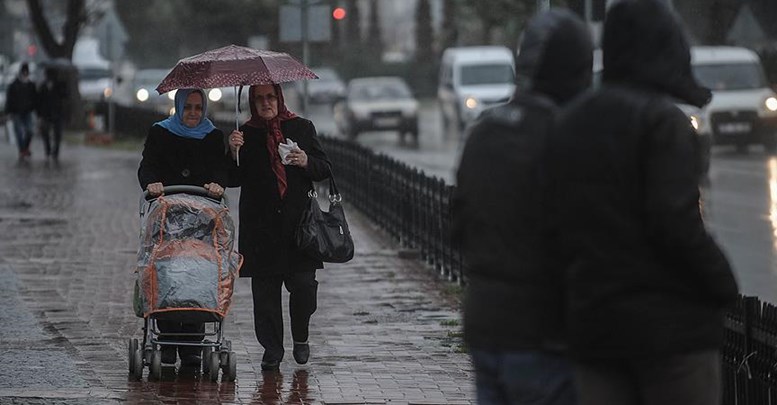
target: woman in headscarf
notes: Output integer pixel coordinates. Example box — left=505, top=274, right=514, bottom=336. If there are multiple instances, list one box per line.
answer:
left=227, top=84, right=331, bottom=371
left=137, top=88, right=229, bottom=367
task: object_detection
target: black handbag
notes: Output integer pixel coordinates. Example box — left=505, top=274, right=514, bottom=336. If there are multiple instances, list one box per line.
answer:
left=295, top=176, right=354, bottom=263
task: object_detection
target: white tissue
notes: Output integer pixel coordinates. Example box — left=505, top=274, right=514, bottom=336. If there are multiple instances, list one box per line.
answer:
left=278, top=139, right=299, bottom=165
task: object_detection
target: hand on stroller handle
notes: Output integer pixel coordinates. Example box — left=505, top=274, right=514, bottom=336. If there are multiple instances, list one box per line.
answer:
left=142, top=185, right=225, bottom=202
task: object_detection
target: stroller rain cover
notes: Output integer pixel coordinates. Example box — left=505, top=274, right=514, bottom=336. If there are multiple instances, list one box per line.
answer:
left=135, top=194, right=243, bottom=322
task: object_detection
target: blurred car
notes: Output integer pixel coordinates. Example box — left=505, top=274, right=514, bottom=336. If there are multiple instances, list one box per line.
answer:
left=132, top=68, right=174, bottom=114
left=298, top=67, right=346, bottom=104
left=334, top=76, right=419, bottom=141
left=438, top=46, right=515, bottom=134
left=689, top=46, right=777, bottom=154
left=78, top=65, right=113, bottom=102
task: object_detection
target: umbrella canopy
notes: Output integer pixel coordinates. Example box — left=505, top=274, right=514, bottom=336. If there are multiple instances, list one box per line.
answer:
left=155, top=44, right=318, bottom=94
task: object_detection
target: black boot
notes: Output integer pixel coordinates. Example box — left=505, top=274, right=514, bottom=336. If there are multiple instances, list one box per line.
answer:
left=293, top=342, right=310, bottom=365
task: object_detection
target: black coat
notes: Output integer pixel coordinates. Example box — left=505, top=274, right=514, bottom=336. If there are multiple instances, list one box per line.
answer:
left=5, top=78, right=37, bottom=115
left=546, top=0, right=738, bottom=360
left=36, top=80, right=67, bottom=120
left=227, top=117, right=331, bottom=277
left=137, top=124, right=229, bottom=190
left=451, top=10, right=592, bottom=351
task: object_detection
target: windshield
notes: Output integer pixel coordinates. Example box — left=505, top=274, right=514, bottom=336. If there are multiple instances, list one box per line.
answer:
left=351, top=81, right=411, bottom=100
left=692, top=62, right=767, bottom=91
left=80, top=67, right=111, bottom=81
left=459, top=64, right=514, bottom=86
left=134, top=70, right=169, bottom=86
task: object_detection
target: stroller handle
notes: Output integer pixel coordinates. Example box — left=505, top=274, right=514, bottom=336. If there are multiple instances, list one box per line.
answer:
left=140, top=186, right=228, bottom=215
left=143, top=185, right=218, bottom=199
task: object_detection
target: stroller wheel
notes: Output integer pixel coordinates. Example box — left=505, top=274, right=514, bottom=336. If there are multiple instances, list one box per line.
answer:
left=150, top=350, right=162, bottom=380
left=128, top=338, right=138, bottom=374
left=132, top=348, right=144, bottom=380
left=202, top=346, right=212, bottom=374
left=209, top=351, right=220, bottom=382
left=225, top=351, right=237, bottom=382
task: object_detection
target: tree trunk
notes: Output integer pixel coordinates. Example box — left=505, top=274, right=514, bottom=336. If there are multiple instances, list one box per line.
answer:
left=26, top=0, right=87, bottom=128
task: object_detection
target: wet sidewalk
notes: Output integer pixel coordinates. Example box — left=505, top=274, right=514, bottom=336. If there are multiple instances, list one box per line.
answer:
left=0, top=134, right=474, bottom=404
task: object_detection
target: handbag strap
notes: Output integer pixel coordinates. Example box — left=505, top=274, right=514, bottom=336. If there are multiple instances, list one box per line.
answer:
left=307, top=175, right=342, bottom=202
left=328, top=175, right=342, bottom=203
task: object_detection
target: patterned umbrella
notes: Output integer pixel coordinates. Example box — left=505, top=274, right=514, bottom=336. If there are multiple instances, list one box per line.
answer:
left=155, top=44, right=318, bottom=94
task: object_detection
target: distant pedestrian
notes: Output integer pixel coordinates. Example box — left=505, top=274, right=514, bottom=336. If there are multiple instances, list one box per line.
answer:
left=36, top=66, right=67, bottom=161
left=227, top=84, right=332, bottom=371
left=545, top=1, right=739, bottom=404
left=5, top=62, right=37, bottom=160
left=451, top=9, right=593, bottom=405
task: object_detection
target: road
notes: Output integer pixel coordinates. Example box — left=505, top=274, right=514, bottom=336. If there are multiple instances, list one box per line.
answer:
left=297, top=96, right=777, bottom=304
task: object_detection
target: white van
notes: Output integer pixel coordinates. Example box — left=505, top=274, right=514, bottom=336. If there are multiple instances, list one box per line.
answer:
left=690, top=46, right=777, bottom=153
left=73, top=37, right=113, bottom=102
left=438, top=46, right=515, bottom=136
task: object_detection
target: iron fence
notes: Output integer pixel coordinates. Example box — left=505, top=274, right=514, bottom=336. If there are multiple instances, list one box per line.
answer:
left=320, top=135, right=464, bottom=284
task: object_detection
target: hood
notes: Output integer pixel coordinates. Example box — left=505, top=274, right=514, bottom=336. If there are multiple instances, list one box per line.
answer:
left=515, top=9, right=593, bottom=104
left=602, top=0, right=711, bottom=108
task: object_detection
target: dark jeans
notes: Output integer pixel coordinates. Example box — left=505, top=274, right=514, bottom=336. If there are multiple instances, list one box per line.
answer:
left=470, top=348, right=577, bottom=405
left=12, top=112, right=33, bottom=153
left=39, top=117, right=63, bottom=158
left=575, top=350, right=721, bottom=405
left=251, top=271, right=318, bottom=361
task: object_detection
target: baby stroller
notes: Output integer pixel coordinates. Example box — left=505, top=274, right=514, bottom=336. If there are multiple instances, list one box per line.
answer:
left=128, top=186, right=243, bottom=382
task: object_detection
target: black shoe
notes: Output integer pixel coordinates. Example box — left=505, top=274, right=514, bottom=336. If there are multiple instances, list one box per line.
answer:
left=161, top=347, right=176, bottom=365
left=293, top=343, right=310, bottom=365
left=261, top=351, right=282, bottom=371
left=261, top=359, right=281, bottom=371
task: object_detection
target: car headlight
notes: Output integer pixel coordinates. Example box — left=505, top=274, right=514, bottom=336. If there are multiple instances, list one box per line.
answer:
left=689, top=114, right=700, bottom=132
left=464, top=97, right=478, bottom=110
left=136, top=88, right=149, bottom=102
left=765, top=97, right=777, bottom=112
left=351, top=106, right=370, bottom=120
left=209, top=88, right=222, bottom=102
left=167, top=89, right=177, bottom=100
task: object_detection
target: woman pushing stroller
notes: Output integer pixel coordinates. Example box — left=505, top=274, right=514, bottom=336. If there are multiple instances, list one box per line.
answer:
left=137, top=88, right=229, bottom=366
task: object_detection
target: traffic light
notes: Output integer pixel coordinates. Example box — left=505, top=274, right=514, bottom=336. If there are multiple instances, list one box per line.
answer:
left=332, top=7, right=346, bottom=20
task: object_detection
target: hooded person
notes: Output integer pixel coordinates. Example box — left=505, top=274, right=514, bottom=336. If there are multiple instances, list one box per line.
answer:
left=5, top=62, right=37, bottom=160
left=137, top=88, right=229, bottom=367
left=545, top=1, right=738, bottom=404
left=226, top=84, right=332, bottom=371
left=451, top=9, right=592, bottom=405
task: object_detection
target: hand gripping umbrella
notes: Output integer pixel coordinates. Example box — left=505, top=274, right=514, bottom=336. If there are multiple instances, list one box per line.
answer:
left=156, top=44, right=318, bottom=165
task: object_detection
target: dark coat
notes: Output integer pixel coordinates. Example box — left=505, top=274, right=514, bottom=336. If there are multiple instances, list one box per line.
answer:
left=546, top=0, right=738, bottom=360
left=36, top=80, right=67, bottom=120
left=451, top=10, right=592, bottom=351
left=5, top=78, right=37, bottom=115
left=137, top=124, right=229, bottom=190
left=227, top=117, right=331, bottom=278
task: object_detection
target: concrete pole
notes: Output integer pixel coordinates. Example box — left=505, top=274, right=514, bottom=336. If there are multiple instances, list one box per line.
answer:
left=301, top=0, right=309, bottom=117
left=584, top=0, right=592, bottom=23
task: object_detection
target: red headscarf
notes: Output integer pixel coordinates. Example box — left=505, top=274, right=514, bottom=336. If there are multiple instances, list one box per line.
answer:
left=245, top=84, right=297, bottom=198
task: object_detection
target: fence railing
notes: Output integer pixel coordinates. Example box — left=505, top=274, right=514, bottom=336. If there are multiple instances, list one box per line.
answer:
left=319, top=134, right=777, bottom=405
left=320, top=135, right=465, bottom=284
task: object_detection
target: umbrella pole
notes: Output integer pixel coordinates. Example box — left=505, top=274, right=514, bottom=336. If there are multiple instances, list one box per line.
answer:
left=234, top=86, right=240, bottom=167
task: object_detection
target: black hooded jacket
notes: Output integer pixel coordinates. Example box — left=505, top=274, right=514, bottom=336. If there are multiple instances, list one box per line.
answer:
left=451, top=9, right=592, bottom=351
left=547, top=0, right=738, bottom=360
